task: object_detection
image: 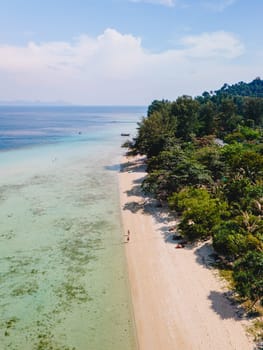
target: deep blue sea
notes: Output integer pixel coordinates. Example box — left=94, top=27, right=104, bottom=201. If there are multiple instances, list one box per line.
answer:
left=0, top=105, right=146, bottom=151
left=0, top=106, right=146, bottom=350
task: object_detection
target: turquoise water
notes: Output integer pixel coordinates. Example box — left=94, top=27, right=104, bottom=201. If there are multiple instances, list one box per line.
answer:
left=0, top=106, right=145, bottom=350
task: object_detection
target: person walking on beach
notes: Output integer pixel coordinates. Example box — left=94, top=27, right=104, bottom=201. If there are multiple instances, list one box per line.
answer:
left=127, top=230, right=130, bottom=242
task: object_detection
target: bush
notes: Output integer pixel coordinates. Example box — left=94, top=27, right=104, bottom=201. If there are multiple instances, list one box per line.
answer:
left=169, top=187, right=227, bottom=240
left=233, top=251, right=263, bottom=306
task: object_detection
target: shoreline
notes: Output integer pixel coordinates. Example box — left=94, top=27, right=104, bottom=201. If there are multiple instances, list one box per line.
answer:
left=118, top=154, right=253, bottom=350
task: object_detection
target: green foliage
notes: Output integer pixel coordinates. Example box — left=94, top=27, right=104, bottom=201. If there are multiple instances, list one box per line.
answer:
left=171, top=96, right=200, bottom=140
left=243, top=97, right=263, bottom=125
left=121, top=140, right=133, bottom=148
left=169, top=186, right=210, bottom=212
left=221, top=142, right=245, bottom=163
left=221, top=143, right=263, bottom=182
left=134, top=109, right=176, bottom=158
left=236, top=212, right=263, bottom=238
left=214, top=78, right=263, bottom=98
left=146, top=145, right=184, bottom=173
left=194, top=145, right=224, bottom=181
left=213, top=220, right=261, bottom=259
left=223, top=177, right=263, bottom=212
left=198, top=100, right=217, bottom=135
left=130, top=78, right=263, bottom=305
left=224, top=126, right=261, bottom=143
left=230, top=151, right=263, bottom=182
left=147, top=99, right=172, bottom=117
left=217, top=98, right=243, bottom=133
left=233, top=251, right=263, bottom=305
left=169, top=187, right=227, bottom=240
left=143, top=148, right=212, bottom=199
left=142, top=146, right=188, bottom=198
left=132, top=79, right=263, bottom=158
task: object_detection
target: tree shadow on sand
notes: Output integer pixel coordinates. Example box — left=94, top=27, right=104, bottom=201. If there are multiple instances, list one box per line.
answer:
left=123, top=201, right=145, bottom=214
left=104, top=164, right=120, bottom=171
left=120, top=156, right=180, bottom=242
left=105, top=159, right=145, bottom=173
left=125, top=184, right=145, bottom=197
left=120, top=157, right=257, bottom=325
left=208, top=290, right=246, bottom=320
left=119, top=155, right=189, bottom=245
left=119, top=156, right=147, bottom=174
left=193, top=242, right=219, bottom=269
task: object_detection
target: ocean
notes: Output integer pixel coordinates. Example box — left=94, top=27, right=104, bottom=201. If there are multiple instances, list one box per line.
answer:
left=0, top=106, right=146, bottom=350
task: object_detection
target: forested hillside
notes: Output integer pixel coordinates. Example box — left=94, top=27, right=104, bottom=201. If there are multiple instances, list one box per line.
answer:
left=214, top=77, right=263, bottom=97
left=129, top=78, right=263, bottom=310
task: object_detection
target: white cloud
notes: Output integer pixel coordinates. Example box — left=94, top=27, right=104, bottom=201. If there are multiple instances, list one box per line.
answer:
left=181, top=31, right=244, bottom=58
left=203, top=0, right=237, bottom=12
left=0, top=29, right=144, bottom=78
left=130, top=0, right=175, bottom=7
left=0, top=28, right=258, bottom=105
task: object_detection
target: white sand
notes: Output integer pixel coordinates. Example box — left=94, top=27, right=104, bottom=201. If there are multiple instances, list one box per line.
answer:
left=119, top=155, right=253, bottom=350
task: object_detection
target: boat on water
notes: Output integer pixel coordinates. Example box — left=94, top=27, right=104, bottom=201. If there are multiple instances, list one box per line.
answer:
left=121, top=133, right=130, bottom=136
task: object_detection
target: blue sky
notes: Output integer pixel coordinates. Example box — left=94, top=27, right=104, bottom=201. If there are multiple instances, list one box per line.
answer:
left=0, top=0, right=262, bottom=104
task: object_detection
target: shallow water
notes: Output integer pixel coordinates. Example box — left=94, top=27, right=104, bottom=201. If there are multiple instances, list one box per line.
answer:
left=0, top=106, right=145, bottom=350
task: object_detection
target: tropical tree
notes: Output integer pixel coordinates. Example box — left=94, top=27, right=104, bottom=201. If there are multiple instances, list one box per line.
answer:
left=147, top=99, right=172, bottom=117
left=233, top=251, right=263, bottom=307
left=223, top=177, right=263, bottom=212
left=194, top=145, right=224, bottom=181
left=224, top=126, right=261, bottom=143
left=133, top=110, right=176, bottom=158
left=243, top=97, right=263, bottom=126
left=213, top=219, right=261, bottom=259
left=171, top=96, right=200, bottom=140
left=198, top=100, right=217, bottom=135
left=143, top=149, right=212, bottom=200
left=221, top=98, right=245, bottom=133
left=229, top=150, right=263, bottom=182
left=169, top=187, right=227, bottom=241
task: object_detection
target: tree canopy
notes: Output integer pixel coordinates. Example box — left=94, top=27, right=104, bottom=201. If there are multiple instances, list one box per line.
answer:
left=129, top=78, right=263, bottom=307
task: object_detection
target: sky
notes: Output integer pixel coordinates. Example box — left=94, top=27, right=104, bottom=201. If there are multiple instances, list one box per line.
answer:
left=0, top=0, right=262, bottom=105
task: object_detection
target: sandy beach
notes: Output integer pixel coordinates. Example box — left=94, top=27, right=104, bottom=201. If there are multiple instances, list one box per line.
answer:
left=119, top=154, right=254, bottom=350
